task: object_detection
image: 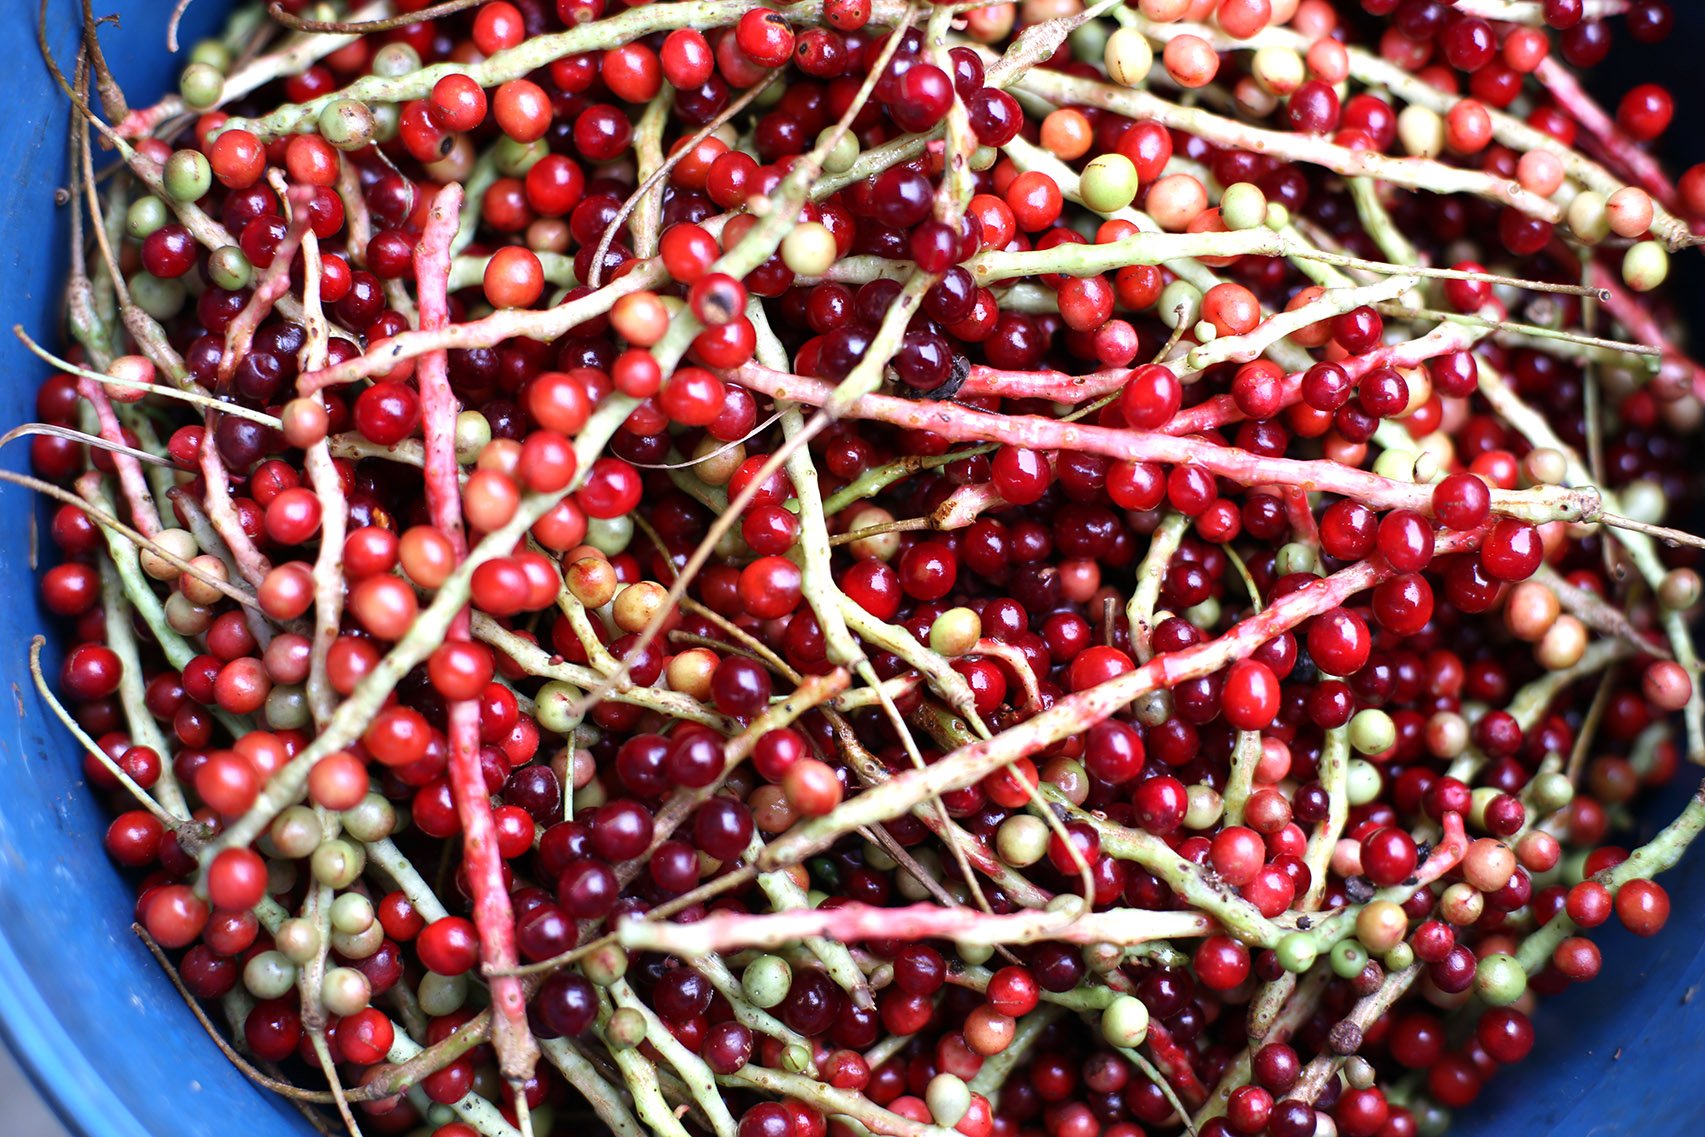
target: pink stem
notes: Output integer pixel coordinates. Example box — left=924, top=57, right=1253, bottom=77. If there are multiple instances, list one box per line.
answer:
left=728, top=366, right=1596, bottom=522
left=197, top=430, right=273, bottom=587
left=962, top=364, right=1133, bottom=403
left=1414, top=811, right=1469, bottom=888
left=77, top=378, right=160, bottom=538
left=616, top=901, right=1215, bottom=954
left=1284, top=487, right=1318, bottom=548
left=219, top=187, right=315, bottom=387
left=416, top=184, right=537, bottom=1083
left=1535, top=59, right=1677, bottom=208
left=961, top=324, right=1476, bottom=424
left=1165, top=322, right=1485, bottom=438
left=416, top=184, right=469, bottom=560
left=1145, top=1021, right=1209, bottom=1109
left=115, top=102, right=177, bottom=140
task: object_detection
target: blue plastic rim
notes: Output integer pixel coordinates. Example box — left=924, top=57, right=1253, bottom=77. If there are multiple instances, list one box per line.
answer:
left=0, top=3, right=1702, bottom=1136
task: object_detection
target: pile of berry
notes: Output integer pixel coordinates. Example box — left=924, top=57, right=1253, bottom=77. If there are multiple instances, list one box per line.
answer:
left=24, top=1, right=1705, bottom=1136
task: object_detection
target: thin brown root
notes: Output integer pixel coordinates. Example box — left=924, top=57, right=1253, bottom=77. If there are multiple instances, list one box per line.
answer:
left=78, top=0, right=126, bottom=119
left=0, top=423, right=173, bottom=467
left=166, top=0, right=196, bottom=50
left=629, top=412, right=782, bottom=470
left=133, top=923, right=346, bottom=1105
left=829, top=517, right=933, bottom=546
left=266, top=0, right=483, bottom=34
left=0, top=469, right=264, bottom=611
left=30, top=637, right=184, bottom=827
left=1598, top=512, right=1705, bottom=551
left=588, top=69, right=782, bottom=287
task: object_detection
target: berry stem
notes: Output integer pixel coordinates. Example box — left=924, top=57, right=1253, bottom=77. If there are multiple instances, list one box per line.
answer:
left=1295, top=964, right=1423, bottom=1104
left=729, top=364, right=1602, bottom=523
left=611, top=978, right=739, bottom=1137
left=726, top=1062, right=968, bottom=1137
left=1302, top=727, right=1351, bottom=912
left=618, top=899, right=1213, bottom=954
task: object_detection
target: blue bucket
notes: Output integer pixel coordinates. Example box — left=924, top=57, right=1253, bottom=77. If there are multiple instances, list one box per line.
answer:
left=0, top=4, right=1699, bottom=1135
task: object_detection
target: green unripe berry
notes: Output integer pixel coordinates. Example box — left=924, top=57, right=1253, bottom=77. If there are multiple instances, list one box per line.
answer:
left=1069, top=19, right=1110, bottom=68
left=310, top=838, right=365, bottom=889
left=178, top=62, right=225, bottom=111
left=1330, top=938, right=1370, bottom=979
left=534, top=680, right=585, bottom=735
left=929, top=607, right=982, bottom=657
left=781, top=222, right=838, bottom=276
left=582, top=943, right=629, bottom=987
left=1184, top=595, right=1220, bottom=630
left=125, top=196, right=170, bottom=240
left=1275, top=542, right=1319, bottom=577
left=370, top=43, right=422, bottom=78
left=742, top=955, right=793, bottom=1009
left=418, top=971, right=469, bottom=1016
left=1104, top=26, right=1154, bottom=87
left=129, top=272, right=185, bottom=321
left=1383, top=942, right=1415, bottom=971
left=957, top=940, right=996, bottom=967
left=926, top=1074, right=972, bottom=1128
left=1158, top=280, right=1202, bottom=329
left=817, top=126, right=860, bottom=174
left=341, top=793, right=397, bottom=843
left=607, top=1007, right=648, bottom=1049
left=1623, top=240, right=1669, bottom=293
left=1275, top=932, right=1318, bottom=973
left=1567, top=191, right=1610, bottom=244
left=166, top=149, right=215, bottom=204
left=1184, top=783, right=1223, bottom=830
left=1101, top=994, right=1151, bottom=1047
left=1346, top=759, right=1383, bottom=807
left=1528, top=770, right=1574, bottom=814
left=996, top=814, right=1049, bottom=867
left=1414, top=1101, right=1453, bottom=1137
left=494, top=135, right=548, bottom=176
left=1349, top=708, right=1396, bottom=755
left=267, top=805, right=322, bottom=859
left=1081, top=153, right=1139, bottom=213
left=188, top=39, right=233, bottom=71
left=320, top=99, right=377, bottom=151
left=1372, top=447, right=1418, bottom=481
left=1474, top=952, right=1527, bottom=1006
left=265, top=685, right=311, bottom=731
left=207, top=245, right=252, bottom=291
left=322, top=966, right=372, bottom=1016
left=1220, top=182, right=1268, bottom=231
left=1660, top=568, right=1703, bottom=612
left=330, top=919, right=385, bottom=961
left=970, top=145, right=998, bottom=172
left=587, top=513, right=634, bottom=556
left=370, top=103, right=402, bottom=145
left=244, top=950, right=298, bottom=998
left=275, top=917, right=322, bottom=965
left=454, top=409, right=492, bottom=464
left=330, top=892, right=376, bottom=936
